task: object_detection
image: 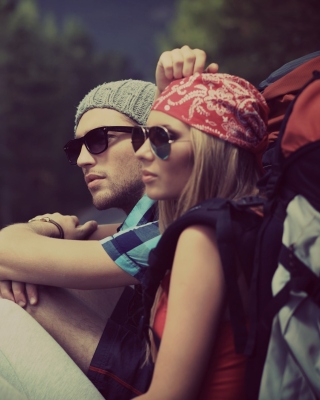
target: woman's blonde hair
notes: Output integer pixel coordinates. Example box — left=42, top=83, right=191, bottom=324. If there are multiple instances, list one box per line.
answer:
left=158, top=127, right=261, bottom=232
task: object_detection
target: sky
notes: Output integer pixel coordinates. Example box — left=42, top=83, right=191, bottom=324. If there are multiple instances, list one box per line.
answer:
left=37, top=0, right=177, bottom=82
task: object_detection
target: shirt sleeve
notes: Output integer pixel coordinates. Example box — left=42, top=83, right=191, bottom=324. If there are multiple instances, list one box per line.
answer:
left=100, top=221, right=160, bottom=283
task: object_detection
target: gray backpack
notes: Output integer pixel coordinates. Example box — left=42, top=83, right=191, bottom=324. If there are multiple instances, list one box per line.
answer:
left=259, top=195, right=320, bottom=399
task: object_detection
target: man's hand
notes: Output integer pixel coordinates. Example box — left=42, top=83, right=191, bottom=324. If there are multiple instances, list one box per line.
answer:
left=28, top=212, right=98, bottom=240
left=155, top=45, right=219, bottom=94
left=0, top=280, right=38, bottom=306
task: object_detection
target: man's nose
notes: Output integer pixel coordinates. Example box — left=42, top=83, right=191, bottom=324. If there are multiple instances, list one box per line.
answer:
left=77, top=144, right=96, bottom=167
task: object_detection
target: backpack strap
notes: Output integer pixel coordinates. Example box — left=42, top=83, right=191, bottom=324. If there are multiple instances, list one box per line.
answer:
left=141, top=198, right=229, bottom=343
left=281, top=244, right=320, bottom=305
left=141, top=197, right=264, bottom=353
left=263, top=244, right=320, bottom=328
left=215, top=202, right=247, bottom=352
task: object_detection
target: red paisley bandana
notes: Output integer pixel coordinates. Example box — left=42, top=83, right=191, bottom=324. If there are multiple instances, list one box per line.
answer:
left=152, top=73, right=269, bottom=154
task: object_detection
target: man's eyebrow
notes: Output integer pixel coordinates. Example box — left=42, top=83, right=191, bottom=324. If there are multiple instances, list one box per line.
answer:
left=74, top=125, right=134, bottom=139
left=148, top=124, right=172, bottom=130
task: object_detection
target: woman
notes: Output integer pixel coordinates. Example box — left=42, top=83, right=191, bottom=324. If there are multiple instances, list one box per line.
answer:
left=132, top=72, right=269, bottom=399
left=0, top=47, right=217, bottom=400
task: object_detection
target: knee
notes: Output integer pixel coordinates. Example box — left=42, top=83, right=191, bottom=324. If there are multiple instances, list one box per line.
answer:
left=0, top=299, right=40, bottom=338
left=0, top=298, right=26, bottom=319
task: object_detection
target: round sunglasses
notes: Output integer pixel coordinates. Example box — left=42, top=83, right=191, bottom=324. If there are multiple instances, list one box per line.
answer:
left=132, top=126, right=190, bottom=160
left=63, top=126, right=134, bottom=165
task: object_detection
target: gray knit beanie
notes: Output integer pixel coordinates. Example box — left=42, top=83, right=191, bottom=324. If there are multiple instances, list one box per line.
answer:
left=74, top=79, right=156, bottom=131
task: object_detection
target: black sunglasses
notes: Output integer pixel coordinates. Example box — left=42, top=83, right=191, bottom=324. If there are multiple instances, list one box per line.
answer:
left=132, top=126, right=190, bottom=160
left=64, top=126, right=134, bottom=165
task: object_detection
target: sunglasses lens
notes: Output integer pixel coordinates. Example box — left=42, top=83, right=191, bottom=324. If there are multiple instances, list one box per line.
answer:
left=149, top=127, right=170, bottom=160
left=131, top=127, right=146, bottom=152
left=64, top=128, right=108, bottom=165
left=64, top=140, right=82, bottom=165
left=86, top=128, right=107, bottom=154
left=131, top=126, right=171, bottom=160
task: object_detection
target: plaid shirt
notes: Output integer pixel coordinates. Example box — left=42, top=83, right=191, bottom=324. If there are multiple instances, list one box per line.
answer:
left=100, top=195, right=160, bottom=283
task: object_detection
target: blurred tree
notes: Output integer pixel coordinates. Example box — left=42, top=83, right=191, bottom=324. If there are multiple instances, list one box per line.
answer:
left=0, top=0, right=138, bottom=227
left=159, top=0, right=320, bottom=85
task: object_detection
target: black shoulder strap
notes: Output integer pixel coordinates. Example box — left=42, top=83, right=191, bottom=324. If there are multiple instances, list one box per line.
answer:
left=142, top=196, right=264, bottom=353
left=263, top=244, right=320, bottom=327
left=143, top=198, right=230, bottom=320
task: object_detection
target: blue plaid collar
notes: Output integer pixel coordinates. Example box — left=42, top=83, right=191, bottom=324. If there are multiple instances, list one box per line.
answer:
left=118, top=195, right=158, bottom=232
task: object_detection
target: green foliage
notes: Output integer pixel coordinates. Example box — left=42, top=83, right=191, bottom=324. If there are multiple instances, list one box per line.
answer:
left=0, top=0, right=138, bottom=226
left=160, top=0, right=320, bottom=85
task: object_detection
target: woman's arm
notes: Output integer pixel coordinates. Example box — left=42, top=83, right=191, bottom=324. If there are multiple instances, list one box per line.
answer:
left=139, top=225, right=226, bottom=400
left=155, top=45, right=218, bottom=98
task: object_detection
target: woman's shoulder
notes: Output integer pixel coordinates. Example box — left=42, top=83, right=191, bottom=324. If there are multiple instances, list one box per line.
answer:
left=177, top=224, right=217, bottom=248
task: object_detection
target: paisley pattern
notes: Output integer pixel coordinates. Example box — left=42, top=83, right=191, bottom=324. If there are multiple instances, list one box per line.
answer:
left=152, top=73, right=269, bottom=153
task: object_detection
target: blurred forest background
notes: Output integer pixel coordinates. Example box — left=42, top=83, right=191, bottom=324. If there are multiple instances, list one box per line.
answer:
left=0, top=0, right=319, bottom=227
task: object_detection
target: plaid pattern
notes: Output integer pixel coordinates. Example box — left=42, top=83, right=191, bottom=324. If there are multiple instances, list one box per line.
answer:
left=100, top=195, right=160, bottom=283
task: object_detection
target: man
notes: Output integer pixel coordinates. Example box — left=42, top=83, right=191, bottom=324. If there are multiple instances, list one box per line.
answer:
left=0, top=46, right=211, bottom=397
left=0, top=78, right=160, bottom=396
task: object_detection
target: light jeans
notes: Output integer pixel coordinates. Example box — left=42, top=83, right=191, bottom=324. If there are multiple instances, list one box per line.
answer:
left=0, top=299, right=105, bottom=400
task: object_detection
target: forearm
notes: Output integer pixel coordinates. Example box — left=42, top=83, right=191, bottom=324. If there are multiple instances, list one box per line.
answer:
left=0, top=224, right=138, bottom=288
left=87, top=223, right=119, bottom=240
left=0, top=223, right=57, bottom=276
left=2, top=221, right=60, bottom=239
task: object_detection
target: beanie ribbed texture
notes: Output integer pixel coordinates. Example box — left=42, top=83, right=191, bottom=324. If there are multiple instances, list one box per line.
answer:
left=74, top=80, right=156, bottom=131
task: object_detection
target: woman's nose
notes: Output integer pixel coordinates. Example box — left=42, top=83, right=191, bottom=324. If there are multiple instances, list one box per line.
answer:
left=135, top=138, right=154, bottom=161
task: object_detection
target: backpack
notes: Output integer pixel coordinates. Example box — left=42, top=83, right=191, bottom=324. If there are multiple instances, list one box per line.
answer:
left=255, top=71, right=320, bottom=400
left=259, top=51, right=320, bottom=173
left=140, top=71, right=320, bottom=399
left=248, top=54, right=320, bottom=398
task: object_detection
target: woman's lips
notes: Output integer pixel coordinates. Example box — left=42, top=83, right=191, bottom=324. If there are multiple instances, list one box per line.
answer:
left=141, top=170, right=157, bottom=184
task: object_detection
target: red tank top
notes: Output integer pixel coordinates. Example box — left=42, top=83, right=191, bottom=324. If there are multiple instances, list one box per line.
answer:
left=153, top=273, right=247, bottom=400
